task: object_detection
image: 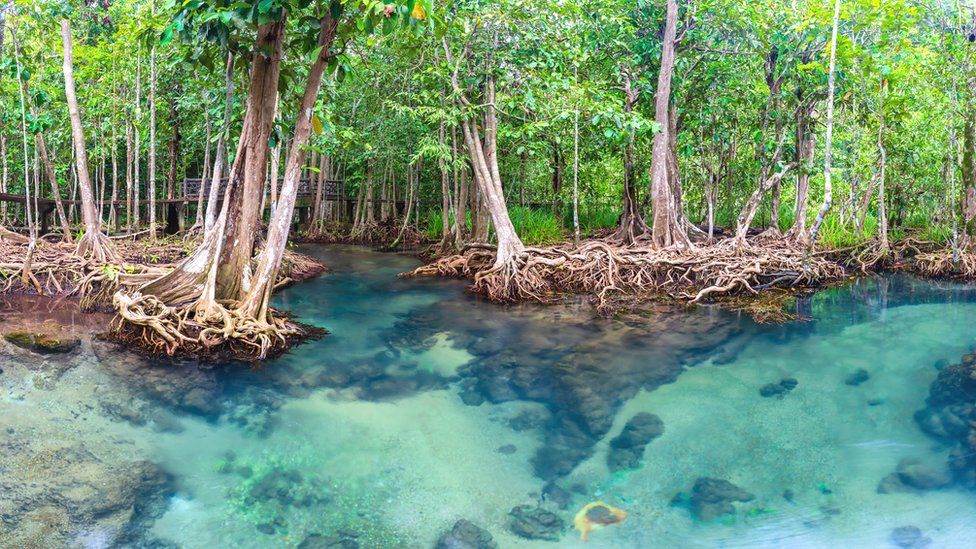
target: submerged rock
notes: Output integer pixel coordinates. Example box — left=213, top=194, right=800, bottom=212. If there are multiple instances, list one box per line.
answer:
left=299, top=531, right=360, bottom=548
left=542, top=482, right=573, bottom=510
left=607, top=412, right=664, bottom=472
left=877, top=459, right=951, bottom=494
left=508, top=505, right=564, bottom=541
left=914, top=351, right=976, bottom=489
left=572, top=501, right=627, bottom=542
left=435, top=519, right=497, bottom=549
left=509, top=408, right=551, bottom=432
left=497, top=444, right=517, bottom=455
left=845, top=369, right=871, bottom=386
left=0, top=443, right=173, bottom=547
left=3, top=330, right=80, bottom=354
left=888, top=526, right=931, bottom=548
left=760, top=378, right=798, bottom=398
left=688, top=477, right=755, bottom=521
left=382, top=294, right=746, bottom=481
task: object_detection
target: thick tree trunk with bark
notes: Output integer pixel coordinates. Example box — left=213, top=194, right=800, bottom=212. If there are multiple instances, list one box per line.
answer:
left=239, top=14, right=337, bottom=327
left=61, top=19, right=115, bottom=261
left=139, top=19, right=285, bottom=308
left=649, top=0, right=691, bottom=249
left=443, top=37, right=523, bottom=266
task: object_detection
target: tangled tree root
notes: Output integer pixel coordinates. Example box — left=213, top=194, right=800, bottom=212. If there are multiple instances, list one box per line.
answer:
left=0, top=240, right=168, bottom=308
left=111, top=292, right=323, bottom=361
left=302, top=219, right=427, bottom=248
left=405, top=236, right=847, bottom=314
left=913, top=249, right=976, bottom=279
left=1, top=236, right=329, bottom=361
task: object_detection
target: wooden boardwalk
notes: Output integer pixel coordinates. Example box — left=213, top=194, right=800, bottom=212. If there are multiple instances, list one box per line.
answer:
left=0, top=177, right=347, bottom=234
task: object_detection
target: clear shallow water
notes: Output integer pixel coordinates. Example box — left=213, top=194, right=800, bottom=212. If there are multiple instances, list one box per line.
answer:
left=3, top=245, right=976, bottom=548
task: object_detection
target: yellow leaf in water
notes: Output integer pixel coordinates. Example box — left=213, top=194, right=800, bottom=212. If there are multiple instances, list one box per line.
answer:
left=411, top=3, right=426, bottom=19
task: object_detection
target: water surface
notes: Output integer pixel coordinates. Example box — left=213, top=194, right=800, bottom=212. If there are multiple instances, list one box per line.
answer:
left=2, top=245, right=976, bottom=548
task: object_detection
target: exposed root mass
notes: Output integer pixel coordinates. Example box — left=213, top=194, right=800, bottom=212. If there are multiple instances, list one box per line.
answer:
left=302, top=218, right=427, bottom=248
left=0, top=237, right=328, bottom=361
left=111, top=292, right=323, bottom=361
left=405, top=236, right=846, bottom=313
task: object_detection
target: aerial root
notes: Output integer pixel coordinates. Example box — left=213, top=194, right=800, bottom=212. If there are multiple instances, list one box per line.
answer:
left=112, top=291, right=301, bottom=360
left=405, top=236, right=846, bottom=312
left=303, top=218, right=426, bottom=247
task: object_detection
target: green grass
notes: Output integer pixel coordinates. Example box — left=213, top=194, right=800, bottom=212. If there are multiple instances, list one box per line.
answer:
left=508, top=206, right=564, bottom=245
left=422, top=206, right=564, bottom=245
left=563, top=205, right=619, bottom=235
left=423, top=209, right=445, bottom=241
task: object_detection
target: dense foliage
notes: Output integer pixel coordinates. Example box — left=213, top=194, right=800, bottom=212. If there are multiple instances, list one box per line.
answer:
left=0, top=0, right=970, bottom=246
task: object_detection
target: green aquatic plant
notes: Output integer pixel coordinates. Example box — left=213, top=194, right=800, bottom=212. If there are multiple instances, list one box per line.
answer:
left=217, top=452, right=403, bottom=544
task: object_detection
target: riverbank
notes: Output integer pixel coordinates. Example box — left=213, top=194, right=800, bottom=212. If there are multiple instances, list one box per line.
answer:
left=0, top=236, right=329, bottom=362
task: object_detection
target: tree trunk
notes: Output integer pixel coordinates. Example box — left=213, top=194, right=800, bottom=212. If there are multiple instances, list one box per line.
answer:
left=61, top=19, right=115, bottom=261
left=193, top=97, right=211, bottom=230
left=239, top=14, right=337, bottom=326
left=148, top=43, right=157, bottom=239
left=267, top=91, right=281, bottom=219
left=649, top=0, right=691, bottom=249
left=438, top=122, right=452, bottom=249
left=125, top=118, right=133, bottom=232
left=614, top=75, right=649, bottom=244
left=134, top=55, right=141, bottom=230
left=806, top=0, right=841, bottom=250
left=205, top=52, right=235, bottom=234
left=35, top=134, right=72, bottom=241
left=139, top=19, right=285, bottom=307
left=572, top=70, right=580, bottom=243
left=110, top=110, right=119, bottom=231
left=878, top=78, right=889, bottom=251
left=788, top=99, right=815, bottom=242
left=735, top=164, right=794, bottom=242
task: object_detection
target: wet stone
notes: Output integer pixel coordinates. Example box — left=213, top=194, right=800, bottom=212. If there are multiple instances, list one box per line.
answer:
left=914, top=353, right=976, bottom=488
left=298, top=532, right=360, bottom=548
left=3, top=330, right=80, bottom=354
left=888, top=526, right=932, bottom=548
left=508, top=505, right=564, bottom=541
left=688, top=477, right=755, bottom=521
left=845, top=369, right=871, bottom=386
left=877, top=459, right=951, bottom=494
left=760, top=378, right=798, bottom=398
left=542, top=482, right=572, bottom=510
left=508, top=408, right=551, bottom=432
left=607, top=412, right=664, bottom=472
left=435, top=519, right=497, bottom=549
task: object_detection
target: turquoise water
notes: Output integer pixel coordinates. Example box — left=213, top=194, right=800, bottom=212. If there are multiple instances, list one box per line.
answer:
left=2, top=245, right=976, bottom=547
